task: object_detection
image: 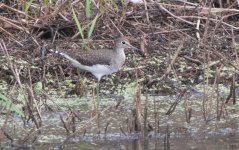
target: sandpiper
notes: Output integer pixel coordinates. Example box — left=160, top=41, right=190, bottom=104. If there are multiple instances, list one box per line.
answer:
left=48, top=37, right=138, bottom=81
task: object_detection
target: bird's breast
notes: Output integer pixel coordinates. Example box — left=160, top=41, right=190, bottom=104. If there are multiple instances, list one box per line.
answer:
left=111, top=50, right=126, bottom=71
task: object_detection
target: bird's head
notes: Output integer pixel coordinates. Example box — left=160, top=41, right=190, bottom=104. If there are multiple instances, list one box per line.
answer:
left=115, top=37, right=139, bottom=50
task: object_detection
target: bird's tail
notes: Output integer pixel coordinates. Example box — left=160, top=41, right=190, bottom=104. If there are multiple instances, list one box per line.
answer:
left=48, top=48, right=88, bottom=70
left=48, top=48, right=61, bottom=54
left=40, top=46, right=60, bottom=59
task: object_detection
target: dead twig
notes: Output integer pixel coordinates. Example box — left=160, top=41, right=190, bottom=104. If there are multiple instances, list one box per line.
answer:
left=61, top=105, right=114, bottom=145
left=159, top=3, right=239, bottom=14
left=157, top=3, right=195, bottom=25
left=0, top=40, right=22, bottom=87
left=0, top=16, right=29, bottom=33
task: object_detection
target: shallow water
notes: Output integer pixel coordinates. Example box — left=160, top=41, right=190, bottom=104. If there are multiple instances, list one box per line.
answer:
left=2, top=134, right=239, bottom=150
left=0, top=85, right=239, bottom=149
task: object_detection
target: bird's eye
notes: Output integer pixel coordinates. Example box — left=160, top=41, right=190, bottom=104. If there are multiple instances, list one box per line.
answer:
left=121, top=41, right=126, bottom=44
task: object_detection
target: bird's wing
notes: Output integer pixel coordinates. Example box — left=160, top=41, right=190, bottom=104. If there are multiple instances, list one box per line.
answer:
left=73, top=49, right=113, bottom=66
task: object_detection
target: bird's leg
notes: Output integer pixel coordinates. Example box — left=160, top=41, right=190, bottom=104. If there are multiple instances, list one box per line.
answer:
left=95, top=80, right=100, bottom=134
left=75, top=68, right=85, bottom=96
left=96, top=80, right=100, bottom=106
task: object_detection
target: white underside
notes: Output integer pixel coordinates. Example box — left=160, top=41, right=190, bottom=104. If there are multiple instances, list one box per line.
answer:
left=86, top=64, right=116, bottom=81
left=129, top=0, right=143, bottom=4
left=59, top=52, right=118, bottom=81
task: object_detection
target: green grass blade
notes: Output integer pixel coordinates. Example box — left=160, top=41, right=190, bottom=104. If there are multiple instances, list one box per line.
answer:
left=24, top=0, right=33, bottom=13
left=86, top=0, right=90, bottom=18
left=43, top=0, right=49, bottom=5
left=72, top=7, right=84, bottom=39
left=88, top=14, right=98, bottom=38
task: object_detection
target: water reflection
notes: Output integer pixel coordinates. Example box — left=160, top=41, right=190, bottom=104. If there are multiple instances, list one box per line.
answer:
left=63, top=135, right=239, bottom=150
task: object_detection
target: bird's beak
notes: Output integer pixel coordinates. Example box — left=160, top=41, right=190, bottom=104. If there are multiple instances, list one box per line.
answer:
left=126, top=43, right=140, bottom=51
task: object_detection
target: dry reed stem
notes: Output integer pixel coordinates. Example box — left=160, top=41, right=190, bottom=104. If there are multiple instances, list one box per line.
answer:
left=159, top=3, right=239, bottom=14
left=157, top=3, right=195, bottom=25
left=133, top=84, right=143, bottom=132
left=0, top=40, right=22, bottom=87
left=215, top=67, right=221, bottom=120
left=143, top=0, right=149, bottom=23
left=166, top=89, right=187, bottom=116
left=143, top=94, right=148, bottom=137
left=61, top=105, right=114, bottom=145
left=0, top=26, right=13, bottom=37
left=183, top=91, right=190, bottom=123
left=0, top=16, right=28, bottom=32
left=0, top=3, right=34, bottom=19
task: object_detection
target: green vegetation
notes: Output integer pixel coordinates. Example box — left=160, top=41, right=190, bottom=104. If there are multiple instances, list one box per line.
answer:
left=24, top=0, right=33, bottom=13
left=71, top=6, right=99, bottom=49
left=43, top=0, right=49, bottom=5
left=0, top=93, right=24, bottom=117
left=72, top=7, right=85, bottom=39
left=85, top=0, right=91, bottom=18
left=88, top=15, right=98, bottom=39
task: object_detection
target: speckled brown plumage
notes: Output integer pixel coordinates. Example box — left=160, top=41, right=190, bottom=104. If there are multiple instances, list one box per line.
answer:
left=64, top=49, right=113, bottom=66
